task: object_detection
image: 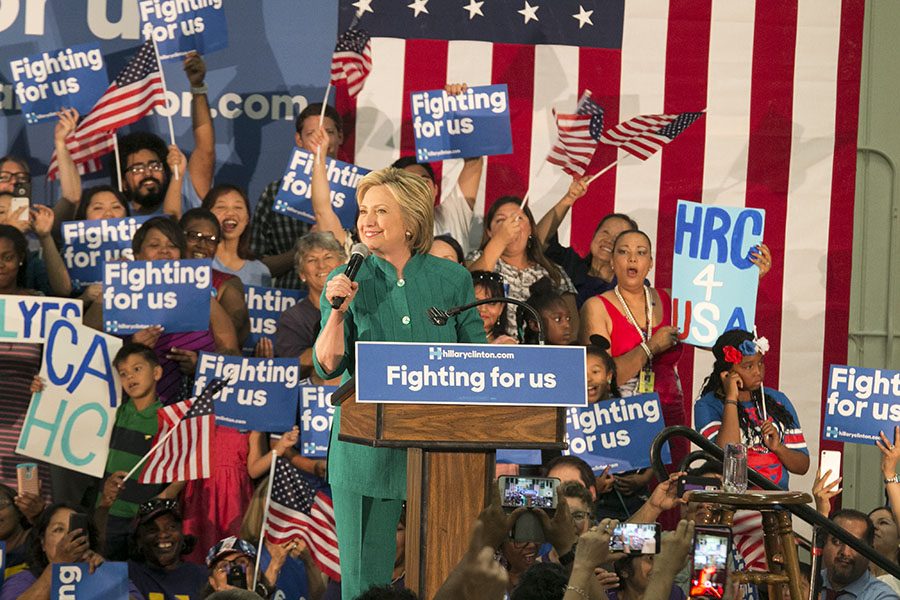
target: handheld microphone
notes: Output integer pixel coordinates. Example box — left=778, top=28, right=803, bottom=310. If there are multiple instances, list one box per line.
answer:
left=331, top=243, right=370, bottom=309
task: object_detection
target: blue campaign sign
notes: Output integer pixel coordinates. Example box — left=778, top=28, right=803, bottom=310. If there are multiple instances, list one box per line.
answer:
left=243, top=285, right=306, bottom=354
left=8, top=43, right=108, bottom=124
left=411, top=84, right=513, bottom=162
left=565, top=393, right=671, bottom=474
left=298, top=383, right=336, bottom=458
left=355, top=342, right=587, bottom=406
left=273, top=147, right=369, bottom=230
left=195, top=352, right=300, bottom=432
left=671, top=200, right=765, bottom=348
left=823, top=365, right=900, bottom=445
left=52, top=562, right=129, bottom=599
left=61, top=216, right=153, bottom=288
left=102, top=259, right=211, bottom=335
left=139, top=0, right=228, bottom=61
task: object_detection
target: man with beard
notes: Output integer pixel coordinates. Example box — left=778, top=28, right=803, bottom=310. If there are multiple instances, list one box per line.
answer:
left=53, top=52, right=215, bottom=220
left=128, top=498, right=209, bottom=600
left=821, top=510, right=899, bottom=600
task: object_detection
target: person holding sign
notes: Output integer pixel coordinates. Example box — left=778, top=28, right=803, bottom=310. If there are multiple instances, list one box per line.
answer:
left=180, top=208, right=251, bottom=346
left=0, top=225, right=47, bottom=494
left=0, top=502, right=142, bottom=599
left=314, top=167, right=485, bottom=599
left=251, top=103, right=343, bottom=290
left=468, top=197, right=579, bottom=337
left=694, top=329, right=809, bottom=488
left=578, top=230, right=687, bottom=466
left=202, top=184, right=272, bottom=287
left=84, top=217, right=239, bottom=404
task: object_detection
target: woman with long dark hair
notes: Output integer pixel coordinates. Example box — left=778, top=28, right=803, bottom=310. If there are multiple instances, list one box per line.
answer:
left=694, top=329, right=809, bottom=488
left=468, top=196, right=578, bottom=336
left=202, top=184, right=272, bottom=287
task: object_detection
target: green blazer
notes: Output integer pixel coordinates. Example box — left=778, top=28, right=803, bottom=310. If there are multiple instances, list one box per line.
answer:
left=314, top=252, right=486, bottom=498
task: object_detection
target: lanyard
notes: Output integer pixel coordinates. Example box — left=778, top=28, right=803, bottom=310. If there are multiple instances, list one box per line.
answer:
left=614, top=284, right=652, bottom=345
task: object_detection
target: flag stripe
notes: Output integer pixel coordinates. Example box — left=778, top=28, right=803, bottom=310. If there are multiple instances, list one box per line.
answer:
left=400, top=39, right=448, bottom=190
left=485, top=44, right=535, bottom=207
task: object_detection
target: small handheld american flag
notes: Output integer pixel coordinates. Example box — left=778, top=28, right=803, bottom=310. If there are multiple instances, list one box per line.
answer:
left=600, top=111, right=705, bottom=161
left=330, top=27, right=373, bottom=98
left=48, top=40, right=167, bottom=180
left=546, top=90, right=605, bottom=177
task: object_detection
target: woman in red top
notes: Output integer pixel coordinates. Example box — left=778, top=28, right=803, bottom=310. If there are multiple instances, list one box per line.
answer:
left=578, top=229, right=686, bottom=468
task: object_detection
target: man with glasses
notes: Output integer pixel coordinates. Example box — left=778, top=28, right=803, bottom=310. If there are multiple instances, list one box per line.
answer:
left=559, top=481, right=595, bottom=536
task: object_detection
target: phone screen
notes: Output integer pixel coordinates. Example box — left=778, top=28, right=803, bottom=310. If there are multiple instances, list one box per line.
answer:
left=499, top=476, right=559, bottom=509
left=68, top=512, right=89, bottom=535
left=691, top=528, right=731, bottom=599
left=609, top=522, right=661, bottom=554
left=819, top=450, right=842, bottom=488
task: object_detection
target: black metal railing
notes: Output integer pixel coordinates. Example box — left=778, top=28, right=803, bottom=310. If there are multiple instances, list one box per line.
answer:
left=651, top=425, right=900, bottom=580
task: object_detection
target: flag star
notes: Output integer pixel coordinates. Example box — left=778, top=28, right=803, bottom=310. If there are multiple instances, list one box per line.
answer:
left=463, top=0, right=484, bottom=19
left=572, top=5, right=593, bottom=29
left=408, top=0, right=429, bottom=17
left=352, top=0, right=374, bottom=15
left=518, top=1, right=539, bottom=24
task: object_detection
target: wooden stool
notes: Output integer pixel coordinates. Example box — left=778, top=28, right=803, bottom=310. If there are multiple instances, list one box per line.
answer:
left=690, top=490, right=812, bottom=600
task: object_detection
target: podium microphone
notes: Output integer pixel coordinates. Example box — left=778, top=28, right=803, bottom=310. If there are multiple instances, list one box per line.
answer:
left=331, top=243, right=370, bottom=309
left=427, top=297, right=545, bottom=344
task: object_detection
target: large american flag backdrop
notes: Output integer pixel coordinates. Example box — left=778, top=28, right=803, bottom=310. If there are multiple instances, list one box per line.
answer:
left=333, top=0, right=863, bottom=503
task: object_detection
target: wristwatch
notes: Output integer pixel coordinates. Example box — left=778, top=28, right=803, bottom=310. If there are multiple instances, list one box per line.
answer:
left=885, top=475, right=900, bottom=485
left=190, top=83, right=208, bottom=95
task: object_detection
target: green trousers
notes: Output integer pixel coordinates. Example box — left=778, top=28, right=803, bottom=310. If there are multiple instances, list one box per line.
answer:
left=332, top=484, right=404, bottom=599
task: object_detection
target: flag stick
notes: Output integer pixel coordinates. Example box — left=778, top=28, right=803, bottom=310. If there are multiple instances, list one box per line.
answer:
left=316, top=83, right=333, bottom=164
left=113, top=132, right=123, bottom=192
left=149, top=36, right=179, bottom=181
left=585, top=157, right=623, bottom=185
left=123, top=424, right=180, bottom=482
left=518, top=160, right=548, bottom=212
left=252, top=451, right=278, bottom=591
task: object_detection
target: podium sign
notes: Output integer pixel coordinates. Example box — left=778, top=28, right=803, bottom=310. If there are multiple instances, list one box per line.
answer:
left=355, top=342, right=587, bottom=407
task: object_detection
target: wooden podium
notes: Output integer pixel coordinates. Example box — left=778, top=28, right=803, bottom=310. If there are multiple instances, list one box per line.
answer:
left=332, top=379, right=565, bottom=599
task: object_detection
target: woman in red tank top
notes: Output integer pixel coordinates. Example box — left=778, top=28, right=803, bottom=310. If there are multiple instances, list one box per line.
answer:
left=578, top=230, right=687, bottom=470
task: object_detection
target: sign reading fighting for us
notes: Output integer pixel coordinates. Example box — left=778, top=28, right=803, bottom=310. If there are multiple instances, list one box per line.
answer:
left=61, top=216, right=153, bottom=288
left=411, top=84, right=513, bottom=161
left=17, top=320, right=122, bottom=477
left=298, top=383, right=335, bottom=458
left=194, top=352, right=299, bottom=432
left=103, top=259, right=211, bottom=335
left=243, top=285, right=305, bottom=355
left=823, top=365, right=900, bottom=445
left=52, top=562, right=129, bottom=599
left=139, top=0, right=228, bottom=61
left=671, top=200, right=765, bottom=347
left=8, top=43, right=108, bottom=124
left=273, top=147, right=370, bottom=230
left=0, top=296, right=83, bottom=343
left=565, top=393, right=671, bottom=474
left=355, top=342, right=587, bottom=406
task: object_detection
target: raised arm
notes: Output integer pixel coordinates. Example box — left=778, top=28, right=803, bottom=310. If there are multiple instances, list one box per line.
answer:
left=32, top=205, right=72, bottom=296
left=184, top=52, right=215, bottom=198
left=534, top=178, right=588, bottom=249
left=52, top=108, right=83, bottom=225
left=161, top=145, right=188, bottom=218
left=309, top=127, right=346, bottom=245
left=210, top=296, right=240, bottom=355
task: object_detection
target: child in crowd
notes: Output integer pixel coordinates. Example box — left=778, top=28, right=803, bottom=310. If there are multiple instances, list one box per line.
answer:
left=518, top=277, right=574, bottom=346
left=98, top=343, right=185, bottom=560
left=694, top=329, right=810, bottom=489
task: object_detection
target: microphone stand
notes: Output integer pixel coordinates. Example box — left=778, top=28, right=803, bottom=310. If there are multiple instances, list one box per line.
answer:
left=427, top=297, right=545, bottom=345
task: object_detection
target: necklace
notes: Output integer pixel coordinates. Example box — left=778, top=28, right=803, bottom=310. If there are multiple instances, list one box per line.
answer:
left=614, top=285, right=652, bottom=344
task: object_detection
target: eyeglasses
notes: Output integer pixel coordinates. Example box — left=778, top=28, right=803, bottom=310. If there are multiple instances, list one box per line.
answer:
left=184, top=231, right=220, bottom=246
left=214, top=556, right=252, bottom=574
left=125, top=161, right=164, bottom=176
left=0, top=171, right=31, bottom=184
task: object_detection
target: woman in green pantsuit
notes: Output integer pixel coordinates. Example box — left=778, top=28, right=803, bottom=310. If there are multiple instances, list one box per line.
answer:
left=314, top=167, right=486, bottom=599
